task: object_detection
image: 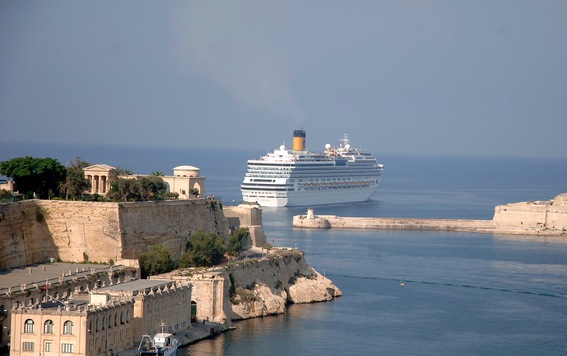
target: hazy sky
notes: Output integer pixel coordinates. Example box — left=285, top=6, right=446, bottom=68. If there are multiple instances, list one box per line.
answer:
left=1, top=1, right=566, bottom=158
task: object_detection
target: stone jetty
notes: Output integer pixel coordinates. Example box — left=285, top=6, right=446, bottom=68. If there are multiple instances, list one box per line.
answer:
left=293, top=194, right=567, bottom=237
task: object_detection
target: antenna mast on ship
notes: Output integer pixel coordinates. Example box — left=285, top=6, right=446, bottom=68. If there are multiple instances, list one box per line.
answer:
left=339, top=133, right=349, bottom=148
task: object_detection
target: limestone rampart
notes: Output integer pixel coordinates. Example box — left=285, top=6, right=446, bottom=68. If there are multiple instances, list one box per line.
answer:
left=0, top=199, right=229, bottom=269
left=223, top=204, right=267, bottom=248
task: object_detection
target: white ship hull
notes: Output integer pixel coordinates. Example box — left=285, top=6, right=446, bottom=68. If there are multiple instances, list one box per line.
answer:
left=243, top=184, right=378, bottom=207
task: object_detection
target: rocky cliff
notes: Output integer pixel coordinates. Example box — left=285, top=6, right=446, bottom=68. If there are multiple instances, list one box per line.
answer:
left=226, top=249, right=341, bottom=320
left=156, top=249, right=342, bottom=322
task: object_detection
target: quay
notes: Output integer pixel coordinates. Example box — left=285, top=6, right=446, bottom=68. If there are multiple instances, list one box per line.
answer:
left=117, top=321, right=231, bottom=356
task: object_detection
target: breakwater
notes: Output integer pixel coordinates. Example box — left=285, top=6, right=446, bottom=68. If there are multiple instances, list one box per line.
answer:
left=293, top=193, right=567, bottom=236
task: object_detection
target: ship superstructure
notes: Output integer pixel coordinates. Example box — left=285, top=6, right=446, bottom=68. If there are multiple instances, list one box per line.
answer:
left=241, top=129, right=384, bottom=207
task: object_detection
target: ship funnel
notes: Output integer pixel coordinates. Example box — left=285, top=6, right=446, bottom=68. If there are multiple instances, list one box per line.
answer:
left=293, top=129, right=306, bottom=151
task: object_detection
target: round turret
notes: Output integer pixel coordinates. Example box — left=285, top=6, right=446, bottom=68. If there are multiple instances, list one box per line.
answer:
left=173, top=165, right=200, bottom=177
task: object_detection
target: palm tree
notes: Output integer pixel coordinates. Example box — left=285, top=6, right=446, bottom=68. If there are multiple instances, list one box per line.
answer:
left=151, top=171, right=164, bottom=176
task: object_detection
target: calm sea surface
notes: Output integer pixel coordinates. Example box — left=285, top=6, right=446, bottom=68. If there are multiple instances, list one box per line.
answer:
left=2, top=144, right=567, bottom=355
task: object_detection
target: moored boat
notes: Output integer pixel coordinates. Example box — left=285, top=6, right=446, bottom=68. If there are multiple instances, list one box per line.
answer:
left=136, top=332, right=179, bottom=356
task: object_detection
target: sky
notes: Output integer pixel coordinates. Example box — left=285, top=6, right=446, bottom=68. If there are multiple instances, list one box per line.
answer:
left=1, top=0, right=567, bottom=158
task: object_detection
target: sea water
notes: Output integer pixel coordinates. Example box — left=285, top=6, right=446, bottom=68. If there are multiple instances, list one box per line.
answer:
left=184, top=152, right=567, bottom=356
left=2, top=144, right=567, bottom=355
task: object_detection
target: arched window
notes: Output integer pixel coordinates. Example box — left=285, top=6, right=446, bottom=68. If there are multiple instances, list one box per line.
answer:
left=44, top=320, right=54, bottom=334
left=108, top=315, right=112, bottom=329
left=63, top=320, right=74, bottom=335
left=102, top=316, right=106, bottom=330
left=114, top=313, right=118, bottom=326
left=24, top=319, right=34, bottom=333
left=120, top=311, right=124, bottom=325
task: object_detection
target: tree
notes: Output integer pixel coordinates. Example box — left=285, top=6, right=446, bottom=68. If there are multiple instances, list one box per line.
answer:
left=59, top=157, right=91, bottom=200
left=138, top=175, right=167, bottom=201
left=226, top=227, right=249, bottom=257
left=0, top=157, right=66, bottom=199
left=178, top=231, right=225, bottom=267
left=151, top=171, right=164, bottom=176
left=0, top=189, right=12, bottom=200
left=108, top=178, right=140, bottom=202
left=190, top=188, right=200, bottom=198
left=139, top=244, right=175, bottom=278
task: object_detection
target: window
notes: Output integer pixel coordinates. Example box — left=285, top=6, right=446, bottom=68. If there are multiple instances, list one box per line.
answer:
left=61, top=343, right=74, bottom=353
left=44, top=320, right=54, bottom=334
left=23, top=342, right=34, bottom=352
left=63, top=320, right=74, bottom=335
left=24, top=319, right=34, bottom=333
left=45, top=341, right=52, bottom=352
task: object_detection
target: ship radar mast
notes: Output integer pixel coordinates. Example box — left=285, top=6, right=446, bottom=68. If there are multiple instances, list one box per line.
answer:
left=339, top=134, right=350, bottom=149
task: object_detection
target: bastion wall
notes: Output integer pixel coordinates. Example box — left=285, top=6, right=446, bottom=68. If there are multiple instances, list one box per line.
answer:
left=0, top=199, right=229, bottom=269
left=493, top=193, right=567, bottom=232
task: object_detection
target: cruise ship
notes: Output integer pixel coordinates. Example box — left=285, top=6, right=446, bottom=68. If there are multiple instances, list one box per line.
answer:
left=241, top=129, right=384, bottom=207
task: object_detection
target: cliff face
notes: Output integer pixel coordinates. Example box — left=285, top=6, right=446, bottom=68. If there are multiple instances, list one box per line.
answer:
left=0, top=200, right=229, bottom=269
left=226, top=249, right=342, bottom=320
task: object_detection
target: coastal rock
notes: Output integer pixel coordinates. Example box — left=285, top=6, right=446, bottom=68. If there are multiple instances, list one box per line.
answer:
left=230, top=283, right=287, bottom=319
left=288, top=272, right=342, bottom=303
left=226, top=250, right=342, bottom=320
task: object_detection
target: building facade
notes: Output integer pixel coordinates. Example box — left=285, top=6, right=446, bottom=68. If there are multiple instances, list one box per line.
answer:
left=10, top=294, right=135, bottom=356
left=0, top=263, right=138, bottom=351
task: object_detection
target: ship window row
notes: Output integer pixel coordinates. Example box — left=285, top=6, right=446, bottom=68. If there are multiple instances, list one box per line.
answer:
left=242, top=186, right=290, bottom=192
left=302, top=184, right=372, bottom=191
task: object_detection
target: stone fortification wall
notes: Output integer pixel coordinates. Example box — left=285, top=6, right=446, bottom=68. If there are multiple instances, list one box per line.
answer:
left=0, top=200, right=229, bottom=269
left=119, top=200, right=228, bottom=260
left=0, top=200, right=60, bottom=268
left=293, top=214, right=496, bottom=233
left=493, top=193, right=567, bottom=233
left=223, top=204, right=267, bottom=248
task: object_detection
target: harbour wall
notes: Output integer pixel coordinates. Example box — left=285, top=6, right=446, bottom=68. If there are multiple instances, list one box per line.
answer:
left=293, top=193, right=567, bottom=236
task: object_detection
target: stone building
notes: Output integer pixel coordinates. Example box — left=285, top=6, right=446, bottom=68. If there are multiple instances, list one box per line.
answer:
left=10, top=294, right=135, bottom=356
left=83, top=165, right=205, bottom=200
left=97, top=279, right=193, bottom=344
left=6, top=273, right=193, bottom=356
left=0, top=263, right=138, bottom=351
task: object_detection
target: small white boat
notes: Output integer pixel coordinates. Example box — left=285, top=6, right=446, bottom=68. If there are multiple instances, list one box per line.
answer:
left=136, top=332, right=179, bottom=356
